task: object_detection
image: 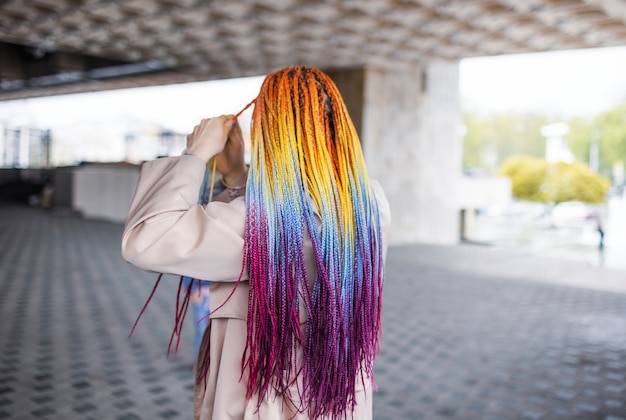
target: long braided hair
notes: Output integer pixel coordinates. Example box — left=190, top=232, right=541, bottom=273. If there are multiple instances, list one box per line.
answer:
left=243, top=66, right=384, bottom=418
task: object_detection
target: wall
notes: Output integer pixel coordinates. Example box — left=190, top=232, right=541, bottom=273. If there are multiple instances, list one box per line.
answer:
left=332, top=63, right=463, bottom=245
left=72, top=164, right=139, bottom=223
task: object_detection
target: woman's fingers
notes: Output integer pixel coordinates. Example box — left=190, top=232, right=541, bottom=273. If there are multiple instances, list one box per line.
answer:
left=185, top=116, right=233, bottom=162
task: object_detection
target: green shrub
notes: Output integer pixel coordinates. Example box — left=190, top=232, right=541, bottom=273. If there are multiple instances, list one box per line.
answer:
left=499, top=155, right=609, bottom=204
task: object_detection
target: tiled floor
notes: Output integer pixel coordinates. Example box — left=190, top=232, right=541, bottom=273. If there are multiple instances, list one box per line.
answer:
left=1, top=203, right=625, bottom=419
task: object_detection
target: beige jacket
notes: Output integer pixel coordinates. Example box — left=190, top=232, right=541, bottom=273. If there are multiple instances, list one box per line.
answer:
left=121, top=154, right=391, bottom=419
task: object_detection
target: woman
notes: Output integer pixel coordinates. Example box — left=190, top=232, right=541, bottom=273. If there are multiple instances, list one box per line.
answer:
left=122, top=66, right=391, bottom=420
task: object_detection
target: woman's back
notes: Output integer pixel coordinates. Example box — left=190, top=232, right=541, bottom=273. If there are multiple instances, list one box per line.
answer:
left=122, top=66, right=391, bottom=420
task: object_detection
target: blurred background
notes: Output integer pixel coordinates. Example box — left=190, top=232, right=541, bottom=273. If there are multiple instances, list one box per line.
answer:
left=1, top=2, right=626, bottom=419
left=459, top=48, right=626, bottom=271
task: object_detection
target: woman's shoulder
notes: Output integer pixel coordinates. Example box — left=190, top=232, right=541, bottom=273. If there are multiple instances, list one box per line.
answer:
left=370, top=179, right=391, bottom=232
left=370, top=180, right=389, bottom=211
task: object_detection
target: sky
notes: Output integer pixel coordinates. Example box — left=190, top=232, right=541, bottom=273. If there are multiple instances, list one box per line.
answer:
left=0, top=75, right=264, bottom=133
left=459, top=46, right=626, bottom=117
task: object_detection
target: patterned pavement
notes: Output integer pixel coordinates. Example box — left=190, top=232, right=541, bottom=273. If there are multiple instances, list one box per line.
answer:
left=0, top=203, right=625, bottom=420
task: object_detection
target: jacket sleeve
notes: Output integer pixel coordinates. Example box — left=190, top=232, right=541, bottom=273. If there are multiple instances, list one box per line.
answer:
left=371, top=180, right=391, bottom=261
left=121, top=155, right=248, bottom=282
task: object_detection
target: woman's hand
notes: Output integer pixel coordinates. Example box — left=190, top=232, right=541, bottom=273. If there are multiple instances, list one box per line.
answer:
left=228, top=120, right=244, bottom=149
left=185, top=115, right=235, bottom=162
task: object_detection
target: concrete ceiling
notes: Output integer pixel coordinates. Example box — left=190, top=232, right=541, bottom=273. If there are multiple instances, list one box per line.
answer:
left=1, top=0, right=626, bottom=101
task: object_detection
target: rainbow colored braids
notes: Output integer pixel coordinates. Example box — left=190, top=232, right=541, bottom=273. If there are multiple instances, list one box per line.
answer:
left=243, top=66, right=384, bottom=418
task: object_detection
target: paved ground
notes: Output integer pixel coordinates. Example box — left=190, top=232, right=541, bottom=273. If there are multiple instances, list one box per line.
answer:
left=0, top=203, right=625, bottom=420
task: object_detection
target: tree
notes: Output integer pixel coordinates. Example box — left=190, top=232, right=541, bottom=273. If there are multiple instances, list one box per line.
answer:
left=499, top=156, right=547, bottom=202
left=566, top=103, right=626, bottom=180
left=499, top=155, right=609, bottom=204
left=566, top=116, right=593, bottom=165
left=594, top=103, right=626, bottom=177
left=463, top=112, right=552, bottom=173
left=464, top=102, right=626, bottom=183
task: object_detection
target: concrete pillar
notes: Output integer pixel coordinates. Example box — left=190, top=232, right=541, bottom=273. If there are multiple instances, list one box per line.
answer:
left=329, top=62, right=462, bottom=245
